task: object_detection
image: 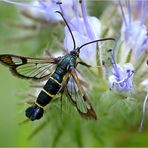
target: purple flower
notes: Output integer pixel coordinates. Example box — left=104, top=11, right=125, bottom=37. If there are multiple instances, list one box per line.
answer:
left=107, top=43, right=134, bottom=92
left=64, top=0, right=101, bottom=65
left=2, top=0, right=74, bottom=22
left=109, top=63, right=134, bottom=92
left=119, top=0, right=148, bottom=59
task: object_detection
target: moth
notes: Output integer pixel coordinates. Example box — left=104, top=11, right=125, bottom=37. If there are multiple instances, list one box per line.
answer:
left=0, top=11, right=115, bottom=121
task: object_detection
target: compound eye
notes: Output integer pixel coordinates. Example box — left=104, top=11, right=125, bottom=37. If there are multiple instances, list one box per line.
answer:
left=70, top=51, right=75, bottom=55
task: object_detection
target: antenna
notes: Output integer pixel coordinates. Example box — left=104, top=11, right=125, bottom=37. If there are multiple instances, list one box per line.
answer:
left=78, top=38, right=115, bottom=52
left=55, top=11, right=76, bottom=50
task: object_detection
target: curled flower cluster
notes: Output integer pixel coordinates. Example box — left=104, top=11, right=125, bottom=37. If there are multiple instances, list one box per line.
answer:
left=117, top=0, right=148, bottom=130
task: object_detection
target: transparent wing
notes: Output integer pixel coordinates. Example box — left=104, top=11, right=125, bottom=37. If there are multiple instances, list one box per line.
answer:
left=0, top=54, right=59, bottom=80
left=65, top=74, right=97, bottom=120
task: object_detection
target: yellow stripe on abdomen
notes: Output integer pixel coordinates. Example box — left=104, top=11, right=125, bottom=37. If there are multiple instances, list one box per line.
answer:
left=35, top=101, right=44, bottom=109
left=42, top=88, right=55, bottom=97
left=50, top=76, right=62, bottom=86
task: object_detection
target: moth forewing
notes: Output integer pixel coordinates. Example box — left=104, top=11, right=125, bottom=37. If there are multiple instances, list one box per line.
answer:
left=0, top=54, right=58, bottom=81
left=0, top=54, right=25, bottom=66
left=0, top=54, right=57, bottom=66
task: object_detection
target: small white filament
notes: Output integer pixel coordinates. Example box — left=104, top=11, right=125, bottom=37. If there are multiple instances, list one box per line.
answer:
left=139, top=91, right=148, bottom=132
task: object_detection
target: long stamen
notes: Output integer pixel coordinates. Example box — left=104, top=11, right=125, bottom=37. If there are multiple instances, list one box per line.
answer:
left=80, top=0, right=94, bottom=40
left=118, top=0, right=127, bottom=26
left=125, top=0, right=131, bottom=24
left=73, top=0, right=79, bottom=18
left=108, top=37, right=120, bottom=78
left=123, top=70, right=134, bottom=83
left=2, top=0, right=33, bottom=7
left=140, top=1, right=147, bottom=25
left=56, top=1, right=65, bottom=17
left=73, top=0, right=82, bottom=34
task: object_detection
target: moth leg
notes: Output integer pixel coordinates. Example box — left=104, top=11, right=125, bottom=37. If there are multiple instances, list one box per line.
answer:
left=77, top=61, right=91, bottom=68
left=44, top=48, right=54, bottom=58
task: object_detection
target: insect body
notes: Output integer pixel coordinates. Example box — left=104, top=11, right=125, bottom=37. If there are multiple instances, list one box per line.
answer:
left=26, top=53, right=77, bottom=120
left=0, top=11, right=115, bottom=121
left=0, top=48, right=96, bottom=121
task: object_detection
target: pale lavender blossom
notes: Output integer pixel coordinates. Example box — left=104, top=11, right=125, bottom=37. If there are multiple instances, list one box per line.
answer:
left=109, top=63, right=134, bottom=92
left=64, top=0, right=101, bottom=65
left=1, top=0, right=74, bottom=22
left=108, top=42, right=134, bottom=92
left=119, top=0, right=148, bottom=59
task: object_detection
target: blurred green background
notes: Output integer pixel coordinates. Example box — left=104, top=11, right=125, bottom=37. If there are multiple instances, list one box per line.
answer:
left=0, top=1, right=148, bottom=147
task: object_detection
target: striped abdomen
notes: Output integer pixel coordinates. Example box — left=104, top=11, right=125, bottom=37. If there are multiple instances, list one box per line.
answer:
left=25, top=68, right=65, bottom=121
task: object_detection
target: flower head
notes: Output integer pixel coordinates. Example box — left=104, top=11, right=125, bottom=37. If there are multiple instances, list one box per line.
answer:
left=64, top=0, right=101, bottom=65
left=109, top=63, right=134, bottom=92
left=119, top=0, right=148, bottom=59
left=107, top=42, right=134, bottom=92
left=2, top=0, right=75, bottom=22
